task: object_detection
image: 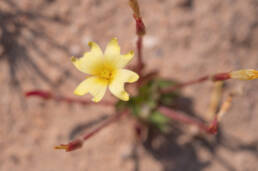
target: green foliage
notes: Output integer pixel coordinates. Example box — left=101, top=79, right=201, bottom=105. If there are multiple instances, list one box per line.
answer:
left=116, top=78, right=180, bottom=132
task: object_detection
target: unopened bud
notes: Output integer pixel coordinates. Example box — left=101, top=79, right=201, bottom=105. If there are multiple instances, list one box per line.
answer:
left=230, top=69, right=258, bottom=80
left=212, top=73, right=230, bottom=81
left=134, top=16, right=146, bottom=35
left=55, top=139, right=83, bottom=152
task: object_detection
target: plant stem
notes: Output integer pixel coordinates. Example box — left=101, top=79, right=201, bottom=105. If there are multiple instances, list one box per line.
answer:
left=55, top=110, right=129, bottom=152
left=25, top=90, right=114, bottom=106
left=158, top=106, right=218, bottom=134
left=161, top=72, right=230, bottom=93
left=136, top=35, right=144, bottom=76
left=129, top=0, right=146, bottom=79
left=83, top=110, right=129, bottom=140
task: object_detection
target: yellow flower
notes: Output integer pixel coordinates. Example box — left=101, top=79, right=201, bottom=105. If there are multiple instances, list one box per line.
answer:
left=230, top=69, right=258, bottom=80
left=71, top=38, right=139, bottom=102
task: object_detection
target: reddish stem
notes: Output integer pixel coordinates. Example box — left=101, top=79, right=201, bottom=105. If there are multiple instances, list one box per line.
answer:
left=25, top=90, right=114, bottom=106
left=83, top=110, right=129, bottom=140
left=136, top=36, right=144, bottom=76
left=162, top=76, right=209, bottom=93
left=159, top=106, right=218, bottom=134
left=130, top=3, right=146, bottom=81
left=55, top=110, right=129, bottom=152
left=161, top=72, right=230, bottom=93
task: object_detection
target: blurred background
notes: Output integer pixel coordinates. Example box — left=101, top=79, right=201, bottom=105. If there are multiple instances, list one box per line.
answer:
left=1, top=0, right=258, bottom=170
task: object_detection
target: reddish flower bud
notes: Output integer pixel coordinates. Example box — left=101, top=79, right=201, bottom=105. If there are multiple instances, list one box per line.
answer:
left=212, top=73, right=231, bottom=81
left=134, top=15, right=146, bottom=36
left=55, top=139, right=83, bottom=152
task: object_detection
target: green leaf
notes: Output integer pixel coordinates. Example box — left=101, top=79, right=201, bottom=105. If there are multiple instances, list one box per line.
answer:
left=148, top=111, right=170, bottom=132
left=148, top=111, right=169, bottom=125
left=115, top=78, right=181, bottom=131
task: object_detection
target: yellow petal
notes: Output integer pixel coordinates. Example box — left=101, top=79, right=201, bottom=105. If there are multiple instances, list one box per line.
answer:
left=117, top=50, right=134, bottom=68
left=87, top=41, right=103, bottom=57
left=71, top=41, right=103, bottom=74
left=109, top=69, right=139, bottom=101
left=74, top=76, right=107, bottom=102
left=104, top=38, right=134, bottom=68
left=104, top=38, right=120, bottom=57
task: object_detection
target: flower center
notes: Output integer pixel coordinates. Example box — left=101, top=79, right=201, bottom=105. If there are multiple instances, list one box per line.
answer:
left=94, top=61, right=116, bottom=83
left=99, top=68, right=113, bottom=80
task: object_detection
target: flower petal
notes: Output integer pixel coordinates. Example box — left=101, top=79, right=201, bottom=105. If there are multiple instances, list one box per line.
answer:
left=116, top=50, right=134, bottom=68
left=109, top=69, right=139, bottom=101
left=87, top=41, right=103, bottom=57
left=104, top=38, right=134, bottom=68
left=71, top=41, right=103, bottom=74
left=74, top=76, right=107, bottom=102
left=104, top=38, right=120, bottom=57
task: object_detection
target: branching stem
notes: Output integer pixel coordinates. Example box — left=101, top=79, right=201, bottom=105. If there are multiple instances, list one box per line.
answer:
left=158, top=94, right=233, bottom=134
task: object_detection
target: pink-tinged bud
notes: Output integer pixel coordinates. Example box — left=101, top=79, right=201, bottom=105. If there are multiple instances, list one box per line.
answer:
left=230, top=69, right=258, bottom=80
left=207, top=119, right=218, bottom=134
left=25, top=90, right=52, bottom=99
left=134, top=15, right=146, bottom=35
left=212, top=73, right=231, bottom=81
left=55, top=139, right=83, bottom=152
left=129, top=0, right=145, bottom=36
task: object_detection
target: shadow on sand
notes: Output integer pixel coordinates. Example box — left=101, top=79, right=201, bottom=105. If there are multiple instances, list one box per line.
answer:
left=0, top=0, right=73, bottom=94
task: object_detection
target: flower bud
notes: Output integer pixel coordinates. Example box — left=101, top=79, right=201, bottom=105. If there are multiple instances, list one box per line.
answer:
left=230, top=69, right=258, bottom=80
left=55, top=139, right=83, bottom=152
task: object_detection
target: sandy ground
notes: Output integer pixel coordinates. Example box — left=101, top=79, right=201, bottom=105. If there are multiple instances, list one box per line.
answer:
left=1, top=0, right=258, bottom=171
